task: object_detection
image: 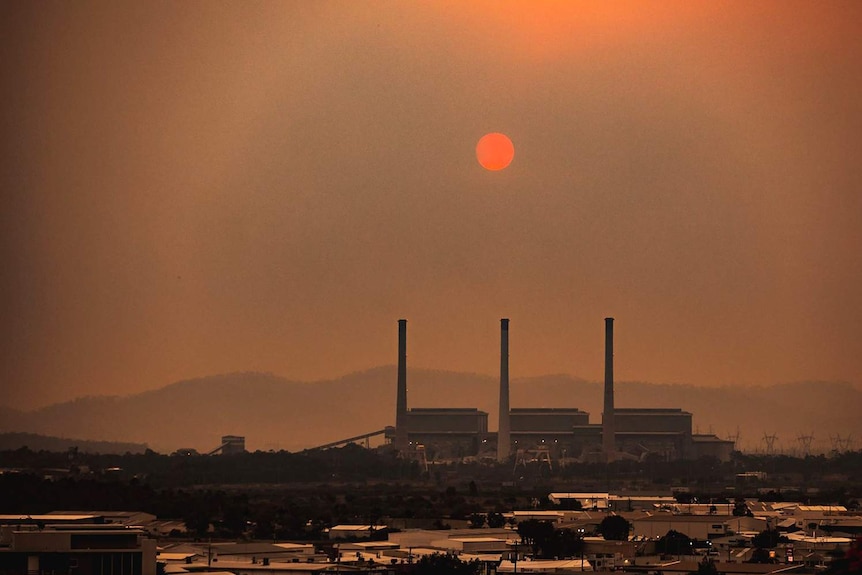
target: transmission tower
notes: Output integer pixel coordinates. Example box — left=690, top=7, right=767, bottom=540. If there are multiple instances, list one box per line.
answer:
left=727, top=426, right=740, bottom=446
left=534, top=445, right=553, bottom=471
left=414, top=444, right=429, bottom=473
left=796, top=433, right=814, bottom=457
left=830, top=434, right=853, bottom=453
left=514, top=448, right=528, bottom=471
left=762, top=433, right=778, bottom=456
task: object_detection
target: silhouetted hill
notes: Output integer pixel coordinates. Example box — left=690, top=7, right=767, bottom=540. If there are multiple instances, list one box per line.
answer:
left=0, top=369, right=858, bottom=454
left=0, top=432, right=147, bottom=454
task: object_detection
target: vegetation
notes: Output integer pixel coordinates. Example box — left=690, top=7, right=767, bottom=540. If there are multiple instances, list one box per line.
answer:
left=689, top=558, right=720, bottom=575
left=598, top=514, right=631, bottom=541
left=2, top=445, right=862, bottom=495
left=516, top=520, right=584, bottom=559
left=0, top=466, right=546, bottom=541
left=657, top=530, right=693, bottom=556
left=752, top=529, right=785, bottom=549
left=824, top=537, right=862, bottom=575
left=1, top=445, right=860, bottom=543
left=413, top=553, right=481, bottom=575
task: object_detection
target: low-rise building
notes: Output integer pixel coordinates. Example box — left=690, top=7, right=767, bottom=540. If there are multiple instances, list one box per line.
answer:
left=429, top=536, right=509, bottom=554
left=327, top=525, right=387, bottom=540
left=630, top=514, right=734, bottom=540
left=0, top=524, right=156, bottom=575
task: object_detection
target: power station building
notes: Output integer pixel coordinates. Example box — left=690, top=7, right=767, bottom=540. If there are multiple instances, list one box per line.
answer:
left=404, top=408, right=489, bottom=458
left=389, top=318, right=734, bottom=463
left=510, top=408, right=590, bottom=452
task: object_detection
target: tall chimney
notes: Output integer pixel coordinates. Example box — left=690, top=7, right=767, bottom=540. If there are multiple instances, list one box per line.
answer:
left=602, top=317, right=616, bottom=461
left=498, top=318, right=511, bottom=462
left=395, top=319, right=408, bottom=452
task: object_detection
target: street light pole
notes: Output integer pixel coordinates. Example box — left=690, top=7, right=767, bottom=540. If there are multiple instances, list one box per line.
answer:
left=513, top=541, right=519, bottom=574
left=579, top=528, right=585, bottom=571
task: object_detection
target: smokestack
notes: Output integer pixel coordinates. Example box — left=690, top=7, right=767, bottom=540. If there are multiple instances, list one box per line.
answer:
left=602, top=317, right=616, bottom=461
left=498, top=318, right=510, bottom=462
left=395, top=319, right=408, bottom=452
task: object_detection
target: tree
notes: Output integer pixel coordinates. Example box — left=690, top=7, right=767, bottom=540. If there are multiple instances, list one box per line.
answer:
left=517, top=520, right=556, bottom=556
left=752, top=529, right=781, bottom=549
left=598, top=515, right=631, bottom=541
left=182, top=506, right=212, bottom=538
left=657, top=530, right=693, bottom=556
left=515, top=521, right=585, bottom=559
left=487, top=512, right=505, bottom=529
left=469, top=513, right=486, bottom=529
left=546, top=528, right=585, bottom=559
left=823, top=536, right=862, bottom=574
left=219, top=502, right=249, bottom=537
left=413, top=553, right=480, bottom=575
left=689, top=558, right=719, bottom=575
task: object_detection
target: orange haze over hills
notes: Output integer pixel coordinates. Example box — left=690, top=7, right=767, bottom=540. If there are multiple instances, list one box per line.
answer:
left=0, top=372, right=862, bottom=455
left=1, top=2, right=861, bottom=409
left=0, top=370, right=859, bottom=455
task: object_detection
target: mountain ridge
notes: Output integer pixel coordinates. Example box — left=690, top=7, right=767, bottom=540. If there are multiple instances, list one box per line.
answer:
left=0, top=368, right=858, bottom=455
left=0, top=432, right=147, bottom=454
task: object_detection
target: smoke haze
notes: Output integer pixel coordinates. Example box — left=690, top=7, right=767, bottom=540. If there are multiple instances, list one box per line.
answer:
left=2, top=2, right=861, bottom=408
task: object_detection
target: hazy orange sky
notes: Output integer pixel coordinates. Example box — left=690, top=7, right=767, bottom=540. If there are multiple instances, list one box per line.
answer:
left=2, top=2, right=861, bottom=409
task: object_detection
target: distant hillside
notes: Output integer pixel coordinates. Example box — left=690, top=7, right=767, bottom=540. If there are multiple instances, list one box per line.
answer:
left=0, top=432, right=148, bottom=454
left=0, top=368, right=858, bottom=454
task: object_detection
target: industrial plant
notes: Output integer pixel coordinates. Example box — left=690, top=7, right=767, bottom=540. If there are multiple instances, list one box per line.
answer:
left=375, top=317, right=734, bottom=464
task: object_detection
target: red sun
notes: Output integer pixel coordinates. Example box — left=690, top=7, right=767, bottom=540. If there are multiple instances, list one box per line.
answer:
left=476, top=132, right=515, bottom=171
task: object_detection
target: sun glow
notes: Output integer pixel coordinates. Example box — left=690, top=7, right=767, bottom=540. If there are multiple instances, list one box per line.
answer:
left=476, top=133, right=515, bottom=171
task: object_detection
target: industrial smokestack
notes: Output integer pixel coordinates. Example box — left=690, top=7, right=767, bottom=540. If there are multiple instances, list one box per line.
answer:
left=395, top=319, right=408, bottom=452
left=602, top=317, right=616, bottom=461
left=498, top=318, right=510, bottom=462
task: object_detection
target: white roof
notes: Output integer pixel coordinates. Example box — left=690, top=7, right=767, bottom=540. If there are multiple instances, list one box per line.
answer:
left=448, top=537, right=508, bottom=543
left=498, top=559, right=592, bottom=572
left=188, top=561, right=333, bottom=571
left=157, top=552, right=199, bottom=561
left=274, top=543, right=313, bottom=550
left=769, top=502, right=801, bottom=512
left=610, top=495, right=677, bottom=502
left=0, top=514, right=100, bottom=521
left=785, top=532, right=853, bottom=544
